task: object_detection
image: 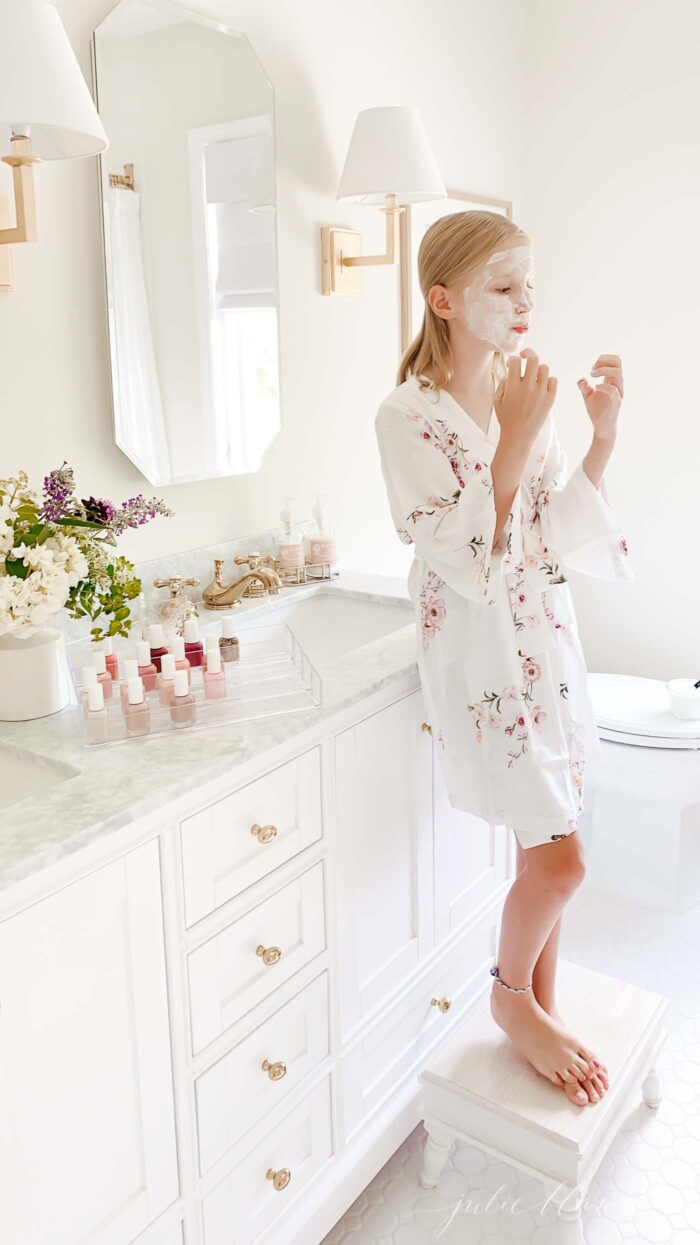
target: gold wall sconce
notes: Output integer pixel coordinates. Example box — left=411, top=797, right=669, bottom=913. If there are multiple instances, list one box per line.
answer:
left=0, top=0, right=109, bottom=292
left=321, top=106, right=446, bottom=345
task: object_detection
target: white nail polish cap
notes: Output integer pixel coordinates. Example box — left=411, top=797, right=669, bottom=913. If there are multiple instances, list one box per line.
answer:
left=184, top=618, right=200, bottom=643
left=87, top=682, right=105, bottom=712
left=171, top=635, right=186, bottom=661
left=148, top=623, right=164, bottom=647
left=206, top=647, right=222, bottom=674
left=161, top=653, right=176, bottom=679
left=136, top=640, right=152, bottom=667
left=101, top=636, right=113, bottom=655
left=94, top=651, right=107, bottom=675
left=128, top=676, right=145, bottom=705
left=173, top=668, right=189, bottom=697
left=123, top=658, right=139, bottom=682
left=222, top=617, right=238, bottom=639
left=82, top=664, right=98, bottom=686
left=205, top=632, right=219, bottom=649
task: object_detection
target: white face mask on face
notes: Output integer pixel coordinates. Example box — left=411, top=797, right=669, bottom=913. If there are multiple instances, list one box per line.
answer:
left=460, top=245, right=535, bottom=355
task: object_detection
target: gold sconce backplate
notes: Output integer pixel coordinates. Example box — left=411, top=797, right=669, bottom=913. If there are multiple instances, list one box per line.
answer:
left=321, top=226, right=362, bottom=296
left=0, top=195, right=12, bottom=291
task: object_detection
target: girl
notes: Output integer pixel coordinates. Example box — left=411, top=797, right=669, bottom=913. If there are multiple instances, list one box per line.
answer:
left=374, top=211, right=633, bottom=1108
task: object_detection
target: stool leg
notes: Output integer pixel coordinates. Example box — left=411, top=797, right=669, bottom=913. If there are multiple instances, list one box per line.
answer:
left=419, top=1117, right=454, bottom=1189
left=642, top=1065, right=662, bottom=1109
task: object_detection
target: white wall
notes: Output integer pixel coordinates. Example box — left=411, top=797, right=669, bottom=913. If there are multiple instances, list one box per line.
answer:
left=3, top=0, right=695, bottom=677
left=520, top=0, right=700, bottom=677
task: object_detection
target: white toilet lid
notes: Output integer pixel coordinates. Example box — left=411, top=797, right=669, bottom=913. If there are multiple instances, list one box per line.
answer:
left=588, top=672, right=700, bottom=747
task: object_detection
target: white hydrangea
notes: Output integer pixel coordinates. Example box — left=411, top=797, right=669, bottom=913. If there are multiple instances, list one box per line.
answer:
left=0, top=531, right=88, bottom=637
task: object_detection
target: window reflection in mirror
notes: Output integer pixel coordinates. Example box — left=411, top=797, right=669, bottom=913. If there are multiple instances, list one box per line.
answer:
left=92, top=0, right=280, bottom=486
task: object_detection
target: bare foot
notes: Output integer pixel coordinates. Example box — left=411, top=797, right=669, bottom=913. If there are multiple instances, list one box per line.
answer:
left=490, top=983, right=604, bottom=1106
left=534, top=994, right=610, bottom=1102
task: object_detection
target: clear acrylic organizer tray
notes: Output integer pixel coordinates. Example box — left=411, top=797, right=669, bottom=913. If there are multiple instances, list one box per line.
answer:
left=66, top=619, right=323, bottom=747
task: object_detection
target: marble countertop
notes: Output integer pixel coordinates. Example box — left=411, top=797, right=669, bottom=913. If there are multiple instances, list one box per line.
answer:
left=0, top=570, right=417, bottom=891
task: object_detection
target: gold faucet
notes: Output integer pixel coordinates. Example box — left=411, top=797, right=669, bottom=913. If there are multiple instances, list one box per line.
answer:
left=202, top=553, right=283, bottom=610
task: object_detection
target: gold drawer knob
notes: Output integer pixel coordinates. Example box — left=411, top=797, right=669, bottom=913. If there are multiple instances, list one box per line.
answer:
left=431, top=995, right=452, bottom=1012
left=256, top=944, right=282, bottom=965
left=251, top=822, right=278, bottom=844
left=261, top=1058, right=287, bottom=1080
left=421, top=722, right=432, bottom=734
left=266, top=1166, right=292, bottom=1191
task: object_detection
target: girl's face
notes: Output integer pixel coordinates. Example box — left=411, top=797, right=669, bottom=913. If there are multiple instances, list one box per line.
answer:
left=457, top=242, right=535, bottom=355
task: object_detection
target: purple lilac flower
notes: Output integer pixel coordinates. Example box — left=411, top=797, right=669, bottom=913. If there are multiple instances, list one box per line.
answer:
left=40, top=462, right=76, bottom=522
left=110, top=494, right=174, bottom=534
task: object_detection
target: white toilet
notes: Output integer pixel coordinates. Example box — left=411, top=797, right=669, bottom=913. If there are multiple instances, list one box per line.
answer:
left=578, top=672, right=700, bottom=914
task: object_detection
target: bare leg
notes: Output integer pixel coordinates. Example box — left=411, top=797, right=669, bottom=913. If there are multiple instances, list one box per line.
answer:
left=491, top=831, right=609, bottom=1106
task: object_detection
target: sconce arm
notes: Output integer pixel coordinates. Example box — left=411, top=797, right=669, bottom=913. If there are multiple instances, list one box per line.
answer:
left=0, top=136, right=40, bottom=246
left=342, top=193, right=405, bottom=268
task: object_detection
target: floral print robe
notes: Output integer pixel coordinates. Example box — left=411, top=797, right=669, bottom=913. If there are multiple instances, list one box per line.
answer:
left=375, top=373, right=634, bottom=849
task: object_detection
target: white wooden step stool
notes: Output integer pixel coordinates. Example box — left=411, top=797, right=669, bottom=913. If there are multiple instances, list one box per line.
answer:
left=418, top=959, right=669, bottom=1244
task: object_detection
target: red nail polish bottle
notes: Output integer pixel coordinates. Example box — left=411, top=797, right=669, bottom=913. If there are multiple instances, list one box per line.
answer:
left=184, top=617, right=204, bottom=668
left=148, top=623, right=168, bottom=673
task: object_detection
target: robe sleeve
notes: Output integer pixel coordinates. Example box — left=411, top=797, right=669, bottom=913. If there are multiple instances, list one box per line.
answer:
left=534, top=416, right=634, bottom=581
left=375, top=400, right=516, bottom=605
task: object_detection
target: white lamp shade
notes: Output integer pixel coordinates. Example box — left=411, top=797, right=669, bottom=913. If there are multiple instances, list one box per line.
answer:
left=336, top=106, right=445, bottom=205
left=0, top=0, right=108, bottom=159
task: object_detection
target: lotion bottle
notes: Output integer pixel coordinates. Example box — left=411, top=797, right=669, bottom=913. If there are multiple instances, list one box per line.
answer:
left=305, top=492, right=337, bottom=568
left=276, top=496, right=305, bottom=572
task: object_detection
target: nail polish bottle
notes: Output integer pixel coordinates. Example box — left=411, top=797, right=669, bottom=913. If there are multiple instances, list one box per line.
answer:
left=184, top=617, right=204, bottom=668
left=84, top=681, right=109, bottom=743
left=93, top=651, right=113, bottom=700
left=219, top=616, right=240, bottom=663
left=169, top=667, right=196, bottom=728
left=203, top=645, right=226, bottom=699
left=148, top=623, right=168, bottom=673
left=124, top=676, right=151, bottom=737
left=120, top=659, right=140, bottom=710
left=170, top=635, right=191, bottom=687
left=158, top=652, right=177, bottom=706
left=136, top=640, right=158, bottom=692
left=202, top=633, right=219, bottom=671
left=100, top=635, right=119, bottom=680
left=80, top=664, right=98, bottom=707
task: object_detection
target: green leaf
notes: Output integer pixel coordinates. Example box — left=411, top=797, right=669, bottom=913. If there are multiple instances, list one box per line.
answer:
left=4, top=558, right=29, bottom=579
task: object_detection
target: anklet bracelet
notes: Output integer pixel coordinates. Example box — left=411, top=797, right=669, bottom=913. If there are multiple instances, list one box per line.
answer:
left=490, top=964, right=533, bottom=993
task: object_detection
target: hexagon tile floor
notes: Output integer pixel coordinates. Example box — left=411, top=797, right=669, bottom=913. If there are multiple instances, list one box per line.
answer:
left=320, top=882, right=700, bottom=1245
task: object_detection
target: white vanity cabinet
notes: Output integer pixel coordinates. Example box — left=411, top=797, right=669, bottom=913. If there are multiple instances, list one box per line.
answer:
left=0, top=672, right=513, bottom=1245
left=0, top=837, right=179, bottom=1245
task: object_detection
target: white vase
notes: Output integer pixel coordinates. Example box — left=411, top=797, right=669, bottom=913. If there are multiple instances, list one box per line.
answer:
left=0, top=627, right=71, bottom=721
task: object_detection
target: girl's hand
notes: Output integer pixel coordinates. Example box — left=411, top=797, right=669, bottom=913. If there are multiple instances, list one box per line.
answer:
left=577, top=353, right=623, bottom=442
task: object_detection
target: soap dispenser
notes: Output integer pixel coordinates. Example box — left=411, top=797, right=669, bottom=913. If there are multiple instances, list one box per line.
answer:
left=275, top=496, right=305, bottom=573
left=305, top=492, right=337, bottom=572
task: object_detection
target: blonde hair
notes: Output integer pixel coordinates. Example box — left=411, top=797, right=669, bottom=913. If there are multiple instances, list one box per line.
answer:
left=397, top=210, right=527, bottom=393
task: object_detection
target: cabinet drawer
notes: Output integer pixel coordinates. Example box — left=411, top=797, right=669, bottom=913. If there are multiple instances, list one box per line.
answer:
left=201, top=1074, right=333, bottom=1245
left=188, top=861, right=326, bottom=1054
left=340, top=902, right=497, bottom=1142
left=180, top=745, right=323, bottom=927
left=195, top=972, right=329, bottom=1176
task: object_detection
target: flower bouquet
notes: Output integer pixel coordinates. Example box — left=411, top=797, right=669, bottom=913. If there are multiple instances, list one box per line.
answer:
left=0, top=463, right=172, bottom=720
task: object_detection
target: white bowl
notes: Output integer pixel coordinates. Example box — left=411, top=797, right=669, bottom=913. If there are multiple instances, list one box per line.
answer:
left=666, top=678, right=700, bottom=720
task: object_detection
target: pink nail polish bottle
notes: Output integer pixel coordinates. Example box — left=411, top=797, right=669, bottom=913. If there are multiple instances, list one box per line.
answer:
left=80, top=664, right=98, bottom=707
left=100, top=635, right=119, bottom=680
left=202, top=633, right=219, bottom=672
left=93, top=651, right=113, bottom=700
left=184, top=617, right=204, bottom=668
left=136, top=640, right=158, bottom=692
left=169, top=667, right=196, bottom=728
left=147, top=623, right=168, bottom=673
left=203, top=645, right=226, bottom=699
left=158, top=652, right=177, bottom=706
left=120, top=658, right=140, bottom=709
left=84, top=681, right=109, bottom=743
left=170, top=635, right=191, bottom=687
left=124, top=676, right=151, bottom=737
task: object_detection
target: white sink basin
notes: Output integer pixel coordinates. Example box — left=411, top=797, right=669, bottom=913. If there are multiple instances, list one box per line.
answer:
left=0, top=743, right=79, bottom=813
left=239, top=590, right=413, bottom=669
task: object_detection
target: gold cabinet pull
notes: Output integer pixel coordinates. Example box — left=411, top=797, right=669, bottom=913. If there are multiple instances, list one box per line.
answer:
left=431, top=995, right=451, bottom=1012
left=261, top=1058, right=287, bottom=1081
left=256, top=944, right=282, bottom=965
left=251, top=822, right=278, bottom=844
left=421, top=722, right=432, bottom=734
left=266, top=1166, right=292, bottom=1191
